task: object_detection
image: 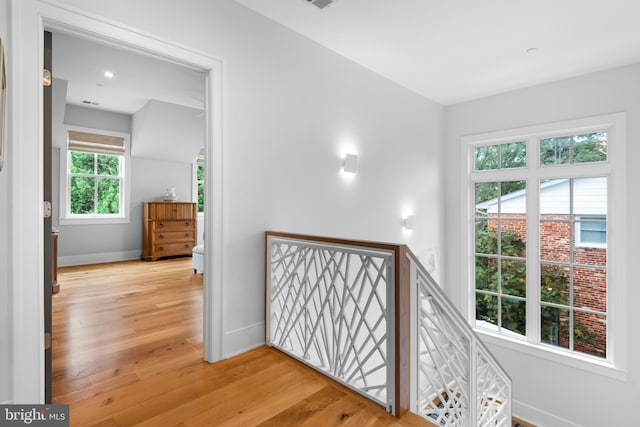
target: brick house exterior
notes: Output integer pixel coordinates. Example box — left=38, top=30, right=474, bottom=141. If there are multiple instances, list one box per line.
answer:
left=481, top=178, right=607, bottom=358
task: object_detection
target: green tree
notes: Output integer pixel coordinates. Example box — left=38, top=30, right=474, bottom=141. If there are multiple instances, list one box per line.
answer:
left=69, top=152, right=120, bottom=214
left=540, top=132, right=607, bottom=165
left=475, top=224, right=601, bottom=350
left=197, top=163, right=204, bottom=212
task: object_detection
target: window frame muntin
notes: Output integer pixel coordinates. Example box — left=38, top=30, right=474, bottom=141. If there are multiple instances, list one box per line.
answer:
left=59, top=125, right=131, bottom=225
left=461, top=113, right=627, bottom=378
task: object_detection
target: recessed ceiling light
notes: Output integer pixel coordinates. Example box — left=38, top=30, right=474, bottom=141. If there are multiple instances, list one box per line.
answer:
left=526, top=47, right=538, bottom=54
left=103, top=70, right=115, bottom=79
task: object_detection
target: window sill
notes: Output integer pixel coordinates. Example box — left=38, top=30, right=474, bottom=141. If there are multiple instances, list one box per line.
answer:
left=474, top=328, right=628, bottom=382
left=59, top=217, right=131, bottom=226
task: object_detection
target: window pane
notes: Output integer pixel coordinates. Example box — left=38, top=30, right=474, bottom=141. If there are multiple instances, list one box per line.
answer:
left=501, top=297, right=525, bottom=335
left=540, top=220, right=571, bottom=263
left=198, top=183, right=204, bottom=213
left=97, top=178, right=120, bottom=214
left=573, top=266, right=606, bottom=313
left=540, top=137, right=570, bottom=166
left=540, top=179, right=570, bottom=215
left=540, top=263, right=570, bottom=306
left=197, top=164, right=205, bottom=181
left=476, top=293, right=498, bottom=327
left=574, top=132, right=607, bottom=164
left=500, top=222, right=526, bottom=257
left=574, top=311, right=606, bottom=358
left=475, top=145, right=498, bottom=171
left=70, top=176, right=95, bottom=214
left=70, top=151, right=95, bottom=174
left=475, top=256, right=497, bottom=291
left=573, top=177, right=607, bottom=217
left=500, top=141, right=526, bottom=169
left=574, top=235, right=607, bottom=267
left=97, top=154, right=120, bottom=176
left=502, top=259, right=526, bottom=297
left=541, top=306, right=569, bottom=349
left=475, top=221, right=497, bottom=255
left=475, top=182, right=498, bottom=206
left=500, top=180, right=526, bottom=202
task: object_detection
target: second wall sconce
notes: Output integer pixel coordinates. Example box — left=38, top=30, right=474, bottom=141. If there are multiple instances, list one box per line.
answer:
left=343, top=153, right=358, bottom=174
left=403, top=215, right=415, bottom=231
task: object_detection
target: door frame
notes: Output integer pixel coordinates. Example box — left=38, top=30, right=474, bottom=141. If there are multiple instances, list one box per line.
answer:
left=10, top=0, right=225, bottom=402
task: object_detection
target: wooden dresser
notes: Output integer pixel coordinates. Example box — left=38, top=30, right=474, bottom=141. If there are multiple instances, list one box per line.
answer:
left=142, top=202, right=197, bottom=261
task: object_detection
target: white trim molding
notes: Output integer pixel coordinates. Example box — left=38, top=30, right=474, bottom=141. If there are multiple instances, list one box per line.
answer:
left=224, top=322, right=265, bottom=359
left=10, top=0, right=225, bottom=403
left=57, top=250, right=141, bottom=267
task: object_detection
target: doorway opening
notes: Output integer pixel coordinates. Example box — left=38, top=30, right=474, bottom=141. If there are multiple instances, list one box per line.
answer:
left=28, top=7, right=225, bottom=402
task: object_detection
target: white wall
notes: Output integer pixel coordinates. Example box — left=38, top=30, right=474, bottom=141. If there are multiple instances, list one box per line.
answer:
left=0, top=0, right=11, bottom=404
left=445, top=64, right=640, bottom=426
left=45, top=0, right=445, bottom=355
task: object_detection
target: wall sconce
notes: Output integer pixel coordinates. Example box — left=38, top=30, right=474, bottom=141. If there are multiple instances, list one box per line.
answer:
left=403, top=215, right=415, bottom=231
left=343, top=153, right=358, bottom=174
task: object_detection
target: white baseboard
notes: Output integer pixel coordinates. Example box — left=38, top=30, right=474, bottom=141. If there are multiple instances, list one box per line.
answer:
left=514, top=399, right=582, bottom=427
left=224, top=322, right=265, bottom=359
left=58, top=250, right=141, bottom=267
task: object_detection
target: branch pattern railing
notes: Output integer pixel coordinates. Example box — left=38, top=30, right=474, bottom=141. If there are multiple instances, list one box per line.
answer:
left=266, top=233, right=397, bottom=411
left=266, top=232, right=511, bottom=425
left=410, top=255, right=512, bottom=426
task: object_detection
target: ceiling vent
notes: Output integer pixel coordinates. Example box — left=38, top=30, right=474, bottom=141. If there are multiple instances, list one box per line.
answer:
left=306, top=0, right=337, bottom=10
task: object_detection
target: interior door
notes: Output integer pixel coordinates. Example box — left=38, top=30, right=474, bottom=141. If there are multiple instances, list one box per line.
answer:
left=43, top=30, right=53, bottom=403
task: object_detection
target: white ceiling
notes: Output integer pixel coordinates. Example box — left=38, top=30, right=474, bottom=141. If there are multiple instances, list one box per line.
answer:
left=234, top=0, right=640, bottom=105
left=52, top=31, right=205, bottom=115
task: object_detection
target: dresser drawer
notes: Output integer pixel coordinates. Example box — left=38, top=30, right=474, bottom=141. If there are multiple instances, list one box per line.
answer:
left=142, top=202, right=197, bottom=261
left=153, top=242, right=194, bottom=256
left=154, top=230, right=194, bottom=242
left=155, top=220, right=195, bottom=232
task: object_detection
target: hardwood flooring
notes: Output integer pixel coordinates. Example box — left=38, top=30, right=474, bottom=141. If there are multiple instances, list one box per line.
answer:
left=53, top=258, right=432, bottom=426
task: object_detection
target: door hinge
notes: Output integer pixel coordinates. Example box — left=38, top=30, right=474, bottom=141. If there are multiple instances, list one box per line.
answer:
left=44, top=332, right=51, bottom=350
left=43, top=69, right=52, bottom=87
left=44, top=201, right=52, bottom=218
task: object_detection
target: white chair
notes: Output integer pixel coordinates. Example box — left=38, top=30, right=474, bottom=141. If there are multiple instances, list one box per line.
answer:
left=192, top=244, right=204, bottom=274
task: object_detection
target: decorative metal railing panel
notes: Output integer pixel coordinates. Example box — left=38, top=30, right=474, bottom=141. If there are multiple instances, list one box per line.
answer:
left=476, top=349, right=511, bottom=427
left=267, top=236, right=395, bottom=408
left=412, top=261, right=511, bottom=427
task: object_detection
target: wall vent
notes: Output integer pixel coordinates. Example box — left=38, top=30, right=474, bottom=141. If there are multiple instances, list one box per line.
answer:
left=306, top=0, right=336, bottom=10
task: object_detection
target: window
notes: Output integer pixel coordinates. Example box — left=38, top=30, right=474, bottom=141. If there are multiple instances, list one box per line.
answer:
left=577, top=215, right=607, bottom=246
left=60, top=127, right=130, bottom=224
left=196, top=162, right=204, bottom=213
left=192, top=148, right=205, bottom=214
left=464, top=114, right=626, bottom=371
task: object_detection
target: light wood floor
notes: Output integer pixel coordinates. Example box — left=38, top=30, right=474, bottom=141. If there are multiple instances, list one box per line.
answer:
left=53, top=258, right=432, bottom=426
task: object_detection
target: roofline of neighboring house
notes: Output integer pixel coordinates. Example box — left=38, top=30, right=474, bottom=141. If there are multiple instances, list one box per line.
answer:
left=475, top=178, right=569, bottom=209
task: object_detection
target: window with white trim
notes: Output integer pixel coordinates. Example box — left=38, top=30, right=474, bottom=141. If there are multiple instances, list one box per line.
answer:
left=192, top=148, right=205, bottom=214
left=465, top=114, right=626, bottom=367
left=59, top=127, right=131, bottom=225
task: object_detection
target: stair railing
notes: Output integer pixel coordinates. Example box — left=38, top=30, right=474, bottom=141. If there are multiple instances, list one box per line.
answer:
left=408, top=251, right=512, bottom=426
left=265, top=231, right=511, bottom=425
left=265, top=231, right=407, bottom=414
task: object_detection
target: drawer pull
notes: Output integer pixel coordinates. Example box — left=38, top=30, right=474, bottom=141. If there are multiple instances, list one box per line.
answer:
left=159, top=235, right=164, bottom=239
left=185, top=233, right=189, bottom=237
left=158, top=246, right=164, bottom=251
left=159, top=223, right=165, bottom=228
